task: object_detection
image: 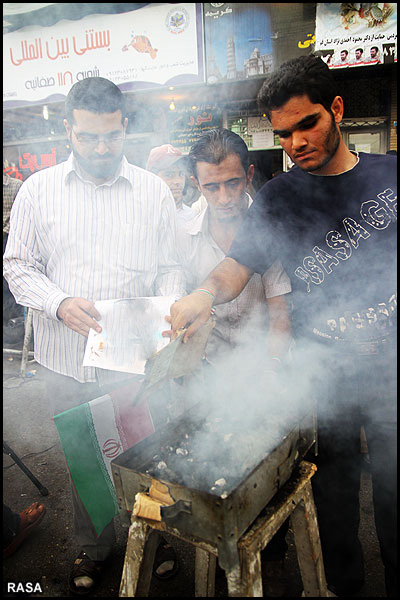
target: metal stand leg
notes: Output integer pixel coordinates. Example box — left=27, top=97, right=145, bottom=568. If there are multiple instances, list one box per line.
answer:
left=3, top=440, right=48, bottom=496
left=20, top=307, right=33, bottom=377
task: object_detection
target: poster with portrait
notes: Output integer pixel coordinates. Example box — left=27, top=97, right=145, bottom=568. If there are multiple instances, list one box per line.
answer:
left=314, top=3, right=397, bottom=68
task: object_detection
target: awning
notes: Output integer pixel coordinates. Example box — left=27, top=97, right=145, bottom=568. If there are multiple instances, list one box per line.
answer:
left=3, top=3, right=151, bottom=33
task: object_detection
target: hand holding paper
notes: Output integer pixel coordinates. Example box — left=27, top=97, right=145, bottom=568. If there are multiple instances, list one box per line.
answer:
left=83, top=296, right=176, bottom=374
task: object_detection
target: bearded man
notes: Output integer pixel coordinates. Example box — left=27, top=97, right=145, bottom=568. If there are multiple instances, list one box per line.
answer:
left=4, top=76, right=184, bottom=594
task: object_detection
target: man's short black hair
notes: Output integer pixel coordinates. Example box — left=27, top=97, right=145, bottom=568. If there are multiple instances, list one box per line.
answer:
left=188, top=128, right=249, bottom=178
left=65, top=77, right=126, bottom=124
left=257, top=55, right=337, bottom=120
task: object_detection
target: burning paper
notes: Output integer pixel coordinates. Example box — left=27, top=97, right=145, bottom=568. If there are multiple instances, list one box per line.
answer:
left=83, top=296, right=175, bottom=375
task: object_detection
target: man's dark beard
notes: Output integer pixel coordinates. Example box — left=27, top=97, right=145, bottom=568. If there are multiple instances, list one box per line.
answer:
left=304, top=114, right=341, bottom=173
left=72, top=146, right=123, bottom=179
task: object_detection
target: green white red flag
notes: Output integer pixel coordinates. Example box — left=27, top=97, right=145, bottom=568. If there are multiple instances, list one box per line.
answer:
left=53, top=379, right=154, bottom=536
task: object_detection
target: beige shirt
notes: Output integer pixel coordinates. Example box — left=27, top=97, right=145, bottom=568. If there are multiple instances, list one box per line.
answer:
left=177, top=203, right=196, bottom=226
left=177, top=197, right=291, bottom=363
left=190, top=194, right=207, bottom=215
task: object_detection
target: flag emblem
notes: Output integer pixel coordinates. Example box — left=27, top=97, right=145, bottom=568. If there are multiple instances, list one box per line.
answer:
left=102, top=438, right=122, bottom=459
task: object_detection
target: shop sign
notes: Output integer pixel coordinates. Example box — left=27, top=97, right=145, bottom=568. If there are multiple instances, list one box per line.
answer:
left=168, top=107, right=223, bottom=153
left=314, top=3, right=397, bottom=68
left=247, top=116, right=275, bottom=149
left=204, top=3, right=274, bottom=84
left=3, top=147, right=58, bottom=180
left=4, top=4, right=204, bottom=108
left=3, top=165, right=24, bottom=181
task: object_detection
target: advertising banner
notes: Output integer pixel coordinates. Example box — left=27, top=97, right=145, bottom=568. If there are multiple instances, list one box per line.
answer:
left=204, top=3, right=274, bottom=84
left=4, top=3, right=204, bottom=107
left=314, top=3, right=397, bottom=68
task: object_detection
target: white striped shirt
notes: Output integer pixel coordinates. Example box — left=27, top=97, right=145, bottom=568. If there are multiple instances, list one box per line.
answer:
left=3, top=154, right=185, bottom=382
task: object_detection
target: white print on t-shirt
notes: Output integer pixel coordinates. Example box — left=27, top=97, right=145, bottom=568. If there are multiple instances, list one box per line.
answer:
left=294, top=188, right=397, bottom=292
left=318, top=292, right=397, bottom=340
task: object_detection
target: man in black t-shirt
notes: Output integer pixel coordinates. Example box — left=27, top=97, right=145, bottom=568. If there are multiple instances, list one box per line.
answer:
left=169, top=56, right=397, bottom=597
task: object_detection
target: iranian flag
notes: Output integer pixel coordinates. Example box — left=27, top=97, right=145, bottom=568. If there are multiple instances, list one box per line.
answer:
left=53, top=379, right=154, bottom=536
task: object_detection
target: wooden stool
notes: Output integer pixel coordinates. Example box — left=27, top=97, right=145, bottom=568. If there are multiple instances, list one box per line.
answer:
left=236, top=460, right=331, bottom=597
left=119, top=461, right=333, bottom=597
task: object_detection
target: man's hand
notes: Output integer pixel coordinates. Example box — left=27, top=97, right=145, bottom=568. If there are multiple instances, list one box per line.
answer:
left=168, top=292, right=214, bottom=342
left=57, top=297, right=102, bottom=337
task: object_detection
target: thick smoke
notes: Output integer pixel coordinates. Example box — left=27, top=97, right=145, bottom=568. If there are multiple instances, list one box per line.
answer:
left=4, top=5, right=396, bottom=517
left=141, top=161, right=396, bottom=496
left=142, top=329, right=318, bottom=495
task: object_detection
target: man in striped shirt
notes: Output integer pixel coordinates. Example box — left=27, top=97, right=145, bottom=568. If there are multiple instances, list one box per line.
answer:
left=3, top=77, right=185, bottom=594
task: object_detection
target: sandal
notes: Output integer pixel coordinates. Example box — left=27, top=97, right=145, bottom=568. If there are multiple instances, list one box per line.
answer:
left=69, top=551, right=106, bottom=596
left=3, top=502, right=46, bottom=559
left=153, top=539, right=179, bottom=580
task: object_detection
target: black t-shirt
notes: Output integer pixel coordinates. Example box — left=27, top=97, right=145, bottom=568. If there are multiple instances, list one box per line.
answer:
left=228, top=152, right=397, bottom=344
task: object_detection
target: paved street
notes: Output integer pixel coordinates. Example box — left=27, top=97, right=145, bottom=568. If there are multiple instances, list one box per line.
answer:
left=3, top=355, right=386, bottom=597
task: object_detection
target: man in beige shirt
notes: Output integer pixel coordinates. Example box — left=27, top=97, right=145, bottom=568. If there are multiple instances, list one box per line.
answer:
left=176, top=128, right=292, bottom=365
left=174, top=129, right=292, bottom=595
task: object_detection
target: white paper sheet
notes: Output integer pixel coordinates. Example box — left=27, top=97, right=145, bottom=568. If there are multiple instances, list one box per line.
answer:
left=82, top=296, right=176, bottom=375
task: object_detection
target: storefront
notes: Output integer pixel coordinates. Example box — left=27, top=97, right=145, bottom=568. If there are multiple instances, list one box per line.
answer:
left=3, top=3, right=397, bottom=188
